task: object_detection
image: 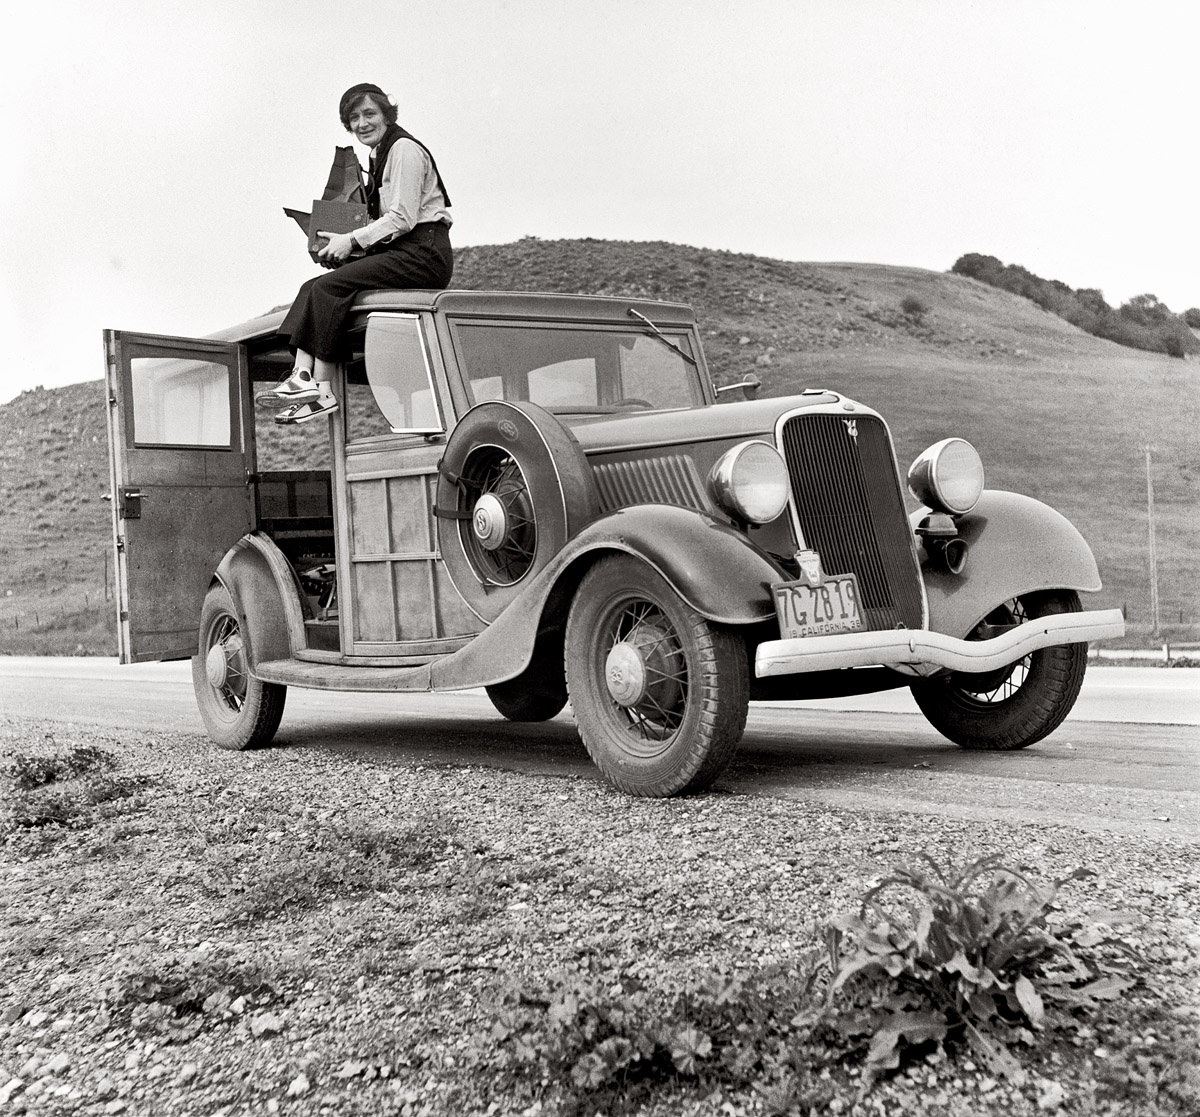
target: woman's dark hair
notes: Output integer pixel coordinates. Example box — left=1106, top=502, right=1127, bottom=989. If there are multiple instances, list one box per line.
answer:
left=338, top=83, right=398, bottom=130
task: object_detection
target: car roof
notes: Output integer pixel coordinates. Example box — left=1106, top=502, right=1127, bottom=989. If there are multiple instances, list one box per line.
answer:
left=208, top=289, right=697, bottom=345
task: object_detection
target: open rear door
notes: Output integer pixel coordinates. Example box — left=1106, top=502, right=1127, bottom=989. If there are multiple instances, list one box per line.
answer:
left=104, top=330, right=254, bottom=662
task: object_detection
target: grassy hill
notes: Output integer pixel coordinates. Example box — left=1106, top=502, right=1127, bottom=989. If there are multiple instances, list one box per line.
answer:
left=1, top=238, right=1195, bottom=655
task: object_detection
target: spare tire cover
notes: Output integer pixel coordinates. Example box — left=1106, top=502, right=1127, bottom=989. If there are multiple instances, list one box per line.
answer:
left=436, top=400, right=598, bottom=623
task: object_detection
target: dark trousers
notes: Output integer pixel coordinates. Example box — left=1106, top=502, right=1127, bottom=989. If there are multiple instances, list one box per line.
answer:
left=279, top=221, right=453, bottom=360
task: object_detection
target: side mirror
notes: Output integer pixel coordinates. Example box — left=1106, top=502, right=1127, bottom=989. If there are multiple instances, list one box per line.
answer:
left=713, top=373, right=762, bottom=401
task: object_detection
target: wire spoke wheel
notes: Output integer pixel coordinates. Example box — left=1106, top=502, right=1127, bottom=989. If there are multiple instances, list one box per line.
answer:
left=458, top=448, right=539, bottom=586
left=565, top=555, right=748, bottom=796
left=604, top=601, right=689, bottom=750
left=435, top=401, right=598, bottom=623
left=192, top=585, right=286, bottom=751
left=951, top=598, right=1031, bottom=704
left=911, top=589, right=1087, bottom=751
left=209, top=615, right=249, bottom=712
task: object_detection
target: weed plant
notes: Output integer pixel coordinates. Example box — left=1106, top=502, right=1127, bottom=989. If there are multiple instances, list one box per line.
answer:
left=2, top=744, right=151, bottom=834
left=475, top=958, right=833, bottom=1116
left=822, top=854, right=1138, bottom=1088
left=102, top=947, right=281, bottom=1041
left=200, top=812, right=456, bottom=920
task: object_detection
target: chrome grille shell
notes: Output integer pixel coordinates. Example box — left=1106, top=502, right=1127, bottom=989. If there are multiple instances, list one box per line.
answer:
left=775, top=403, right=926, bottom=632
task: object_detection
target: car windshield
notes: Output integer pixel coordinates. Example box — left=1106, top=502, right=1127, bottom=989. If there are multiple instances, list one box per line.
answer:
left=450, top=322, right=704, bottom=412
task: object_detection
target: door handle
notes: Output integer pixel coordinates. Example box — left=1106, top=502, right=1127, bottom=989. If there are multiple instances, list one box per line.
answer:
left=118, top=488, right=144, bottom=519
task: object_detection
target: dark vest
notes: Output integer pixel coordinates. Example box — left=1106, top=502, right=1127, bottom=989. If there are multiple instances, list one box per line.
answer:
left=367, top=124, right=452, bottom=217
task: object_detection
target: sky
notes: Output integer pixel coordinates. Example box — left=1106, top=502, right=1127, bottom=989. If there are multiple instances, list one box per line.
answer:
left=3, top=0, right=1199, bottom=404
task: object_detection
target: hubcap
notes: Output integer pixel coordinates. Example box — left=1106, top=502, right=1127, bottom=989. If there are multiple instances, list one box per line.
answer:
left=603, top=621, right=683, bottom=715
left=472, top=492, right=508, bottom=551
left=605, top=642, right=648, bottom=707
left=205, top=642, right=229, bottom=687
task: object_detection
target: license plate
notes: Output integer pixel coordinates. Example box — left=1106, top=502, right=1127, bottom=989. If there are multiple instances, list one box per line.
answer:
left=772, top=573, right=864, bottom=639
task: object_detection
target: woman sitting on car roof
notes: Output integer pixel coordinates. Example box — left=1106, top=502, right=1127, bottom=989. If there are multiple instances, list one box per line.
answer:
left=273, top=82, right=454, bottom=424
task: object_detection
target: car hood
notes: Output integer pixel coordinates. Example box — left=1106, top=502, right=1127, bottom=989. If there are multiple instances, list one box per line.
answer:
left=565, top=391, right=844, bottom=454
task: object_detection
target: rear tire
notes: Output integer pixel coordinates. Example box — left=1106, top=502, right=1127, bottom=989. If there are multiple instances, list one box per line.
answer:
left=486, top=681, right=569, bottom=722
left=565, top=555, right=748, bottom=796
left=192, top=585, right=286, bottom=751
left=910, top=589, right=1086, bottom=751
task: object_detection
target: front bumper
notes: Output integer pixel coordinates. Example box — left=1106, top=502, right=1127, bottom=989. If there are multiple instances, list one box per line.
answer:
left=754, top=608, right=1126, bottom=679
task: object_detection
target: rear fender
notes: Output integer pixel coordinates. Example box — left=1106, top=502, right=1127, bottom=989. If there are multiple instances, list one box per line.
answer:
left=915, top=490, right=1102, bottom=639
left=432, top=504, right=783, bottom=688
left=213, top=533, right=306, bottom=668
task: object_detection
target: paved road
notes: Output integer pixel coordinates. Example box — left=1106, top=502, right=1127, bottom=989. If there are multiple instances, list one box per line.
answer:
left=1, top=658, right=1196, bottom=840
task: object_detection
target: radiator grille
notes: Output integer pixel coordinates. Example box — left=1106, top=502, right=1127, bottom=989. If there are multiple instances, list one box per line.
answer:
left=779, top=413, right=924, bottom=631
left=593, top=454, right=713, bottom=514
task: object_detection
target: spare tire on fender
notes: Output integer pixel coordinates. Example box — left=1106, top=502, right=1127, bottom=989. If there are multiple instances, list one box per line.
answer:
left=435, top=400, right=598, bottom=623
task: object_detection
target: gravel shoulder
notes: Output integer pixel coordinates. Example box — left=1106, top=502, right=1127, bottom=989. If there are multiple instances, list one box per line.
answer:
left=2, top=716, right=1198, bottom=1117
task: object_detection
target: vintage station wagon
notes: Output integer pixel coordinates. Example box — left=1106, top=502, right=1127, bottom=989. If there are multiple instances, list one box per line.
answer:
left=103, top=290, right=1125, bottom=796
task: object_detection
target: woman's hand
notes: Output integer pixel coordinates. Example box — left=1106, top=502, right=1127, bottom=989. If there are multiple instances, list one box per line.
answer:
left=316, top=231, right=357, bottom=264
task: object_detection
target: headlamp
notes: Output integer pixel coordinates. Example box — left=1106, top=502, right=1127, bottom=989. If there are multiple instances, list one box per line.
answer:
left=907, top=438, right=984, bottom=515
left=709, top=441, right=789, bottom=524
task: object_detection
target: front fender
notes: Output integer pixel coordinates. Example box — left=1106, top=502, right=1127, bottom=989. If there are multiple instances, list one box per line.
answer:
left=915, top=490, right=1102, bottom=639
left=213, top=532, right=306, bottom=668
left=565, top=504, right=785, bottom=623
left=433, top=504, right=784, bottom=689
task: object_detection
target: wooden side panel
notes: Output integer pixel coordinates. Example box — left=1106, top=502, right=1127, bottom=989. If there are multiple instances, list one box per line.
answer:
left=345, top=465, right=482, bottom=653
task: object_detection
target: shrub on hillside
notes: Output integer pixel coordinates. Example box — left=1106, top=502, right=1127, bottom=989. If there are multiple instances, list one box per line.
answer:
left=899, top=295, right=928, bottom=322
left=951, top=254, right=1200, bottom=359
left=1183, top=307, right=1200, bottom=329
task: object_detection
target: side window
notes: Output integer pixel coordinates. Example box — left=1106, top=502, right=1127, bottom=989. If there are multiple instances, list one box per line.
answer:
left=130, top=355, right=232, bottom=446
left=350, top=314, right=443, bottom=440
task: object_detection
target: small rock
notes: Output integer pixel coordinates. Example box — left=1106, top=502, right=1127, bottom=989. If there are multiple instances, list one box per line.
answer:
left=104, top=1101, right=128, bottom=1115
left=1, top=1006, right=23, bottom=1025
left=22, top=1011, right=49, bottom=1028
left=249, top=1012, right=284, bottom=1038
left=18, top=1057, right=40, bottom=1079
left=1037, top=1080, right=1066, bottom=1110
left=335, top=1060, right=368, bottom=1079
left=287, top=1073, right=310, bottom=1097
left=0, top=1080, right=24, bottom=1106
left=44, top=1053, right=70, bottom=1076
left=175, top=1063, right=198, bottom=1085
left=123, top=1052, right=139, bottom=1072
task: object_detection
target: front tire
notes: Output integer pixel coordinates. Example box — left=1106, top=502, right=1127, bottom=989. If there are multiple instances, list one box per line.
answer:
left=910, top=589, right=1087, bottom=750
left=565, top=556, right=749, bottom=796
left=192, top=585, right=286, bottom=751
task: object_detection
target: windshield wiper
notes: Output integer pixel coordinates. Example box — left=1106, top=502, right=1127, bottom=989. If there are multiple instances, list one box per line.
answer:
left=626, top=308, right=697, bottom=366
